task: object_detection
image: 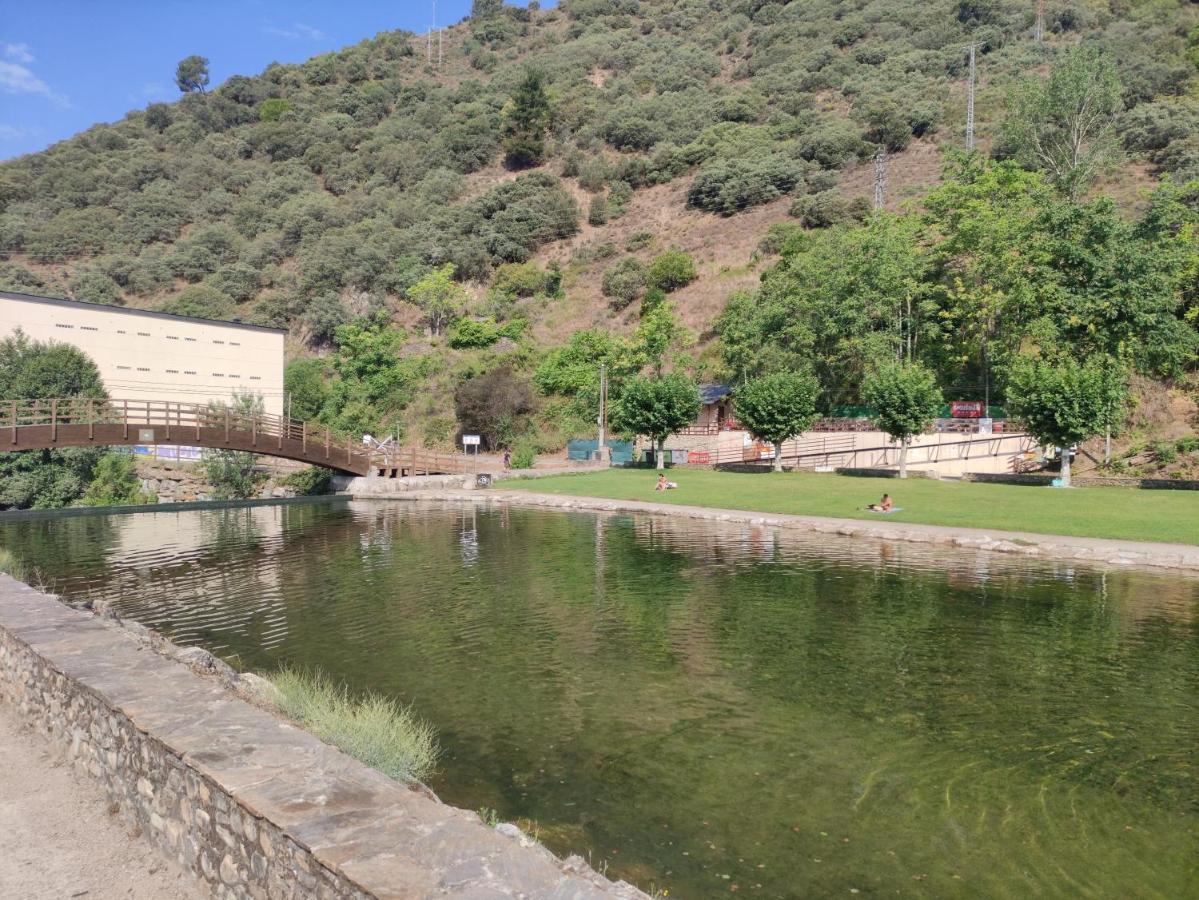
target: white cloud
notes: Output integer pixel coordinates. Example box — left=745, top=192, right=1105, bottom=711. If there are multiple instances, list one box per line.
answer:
left=0, top=123, right=41, bottom=141
left=0, top=58, right=69, bottom=107
left=264, top=22, right=325, bottom=40
left=128, top=81, right=172, bottom=103
left=3, top=43, right=34, bottom=64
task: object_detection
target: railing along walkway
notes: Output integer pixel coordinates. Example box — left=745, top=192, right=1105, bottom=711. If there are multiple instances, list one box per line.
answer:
left=0, top=397, right=374, bottom=475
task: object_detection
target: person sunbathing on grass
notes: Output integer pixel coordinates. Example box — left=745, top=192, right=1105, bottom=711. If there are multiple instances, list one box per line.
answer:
left=655, top=473, right=678, bottom=491
left=866, top=493, right=893, bottom=513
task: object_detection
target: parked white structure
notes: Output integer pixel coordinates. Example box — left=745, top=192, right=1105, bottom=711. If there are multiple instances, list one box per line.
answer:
left=0, top=291, right=286, bottom=417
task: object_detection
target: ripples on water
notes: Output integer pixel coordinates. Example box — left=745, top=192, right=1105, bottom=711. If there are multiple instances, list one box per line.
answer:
left=3, top=499, right=1197, bottom=899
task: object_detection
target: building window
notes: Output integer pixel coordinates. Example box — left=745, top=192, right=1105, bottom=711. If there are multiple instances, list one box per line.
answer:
left=165, top=335, right=179, bottom=340
left=213, top=373, right=224, bottom=378
left=136, top=367, right=151, bottom=372
left=137, top=332, right=151, bottom=337
left=184, top=337, right=196, bottom=342
left=213, top=340, right=225, bottom=345
left=184, top=370, right=197, bottom=375
left=116, top=329, right=126, bottom=334
left=165, top=369, right=179, bottom=374
left=116, top=365, right=131, bottom=371
left=249, top=376, right=262, bottom=381
left=229, top=374, right=240, bottom=379
left=55, top=323, right=73, bottom=329
left=80, top=326, right=99, bottom=332
left=230, top=341, right=241, bottom=347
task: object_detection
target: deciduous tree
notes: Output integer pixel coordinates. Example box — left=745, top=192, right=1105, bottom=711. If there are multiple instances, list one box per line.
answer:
left=735, top=372, right=822, bottom=471
left=1005, top=355, right=1126, bottom=487
left=1002, top=47, right=1123, bottom=201
left=862, top=362, right=942, bottom=478
left=611, top=374, right=700, bottom=470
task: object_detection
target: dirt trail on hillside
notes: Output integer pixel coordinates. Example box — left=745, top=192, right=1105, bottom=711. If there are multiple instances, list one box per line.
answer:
left=0, top=701, right=208, bottom=899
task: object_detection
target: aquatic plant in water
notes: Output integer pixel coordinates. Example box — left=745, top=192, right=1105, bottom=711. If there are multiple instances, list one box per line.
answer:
left=265, top=668, right=438, bottom=784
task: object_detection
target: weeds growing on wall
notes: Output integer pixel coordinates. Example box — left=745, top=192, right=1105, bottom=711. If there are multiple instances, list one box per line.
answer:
left=265, top=667, right=438, bottom=784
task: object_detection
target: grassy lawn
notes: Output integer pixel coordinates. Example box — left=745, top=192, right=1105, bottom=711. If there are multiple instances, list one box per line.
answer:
left=506, top=469, right=1199, bottom=546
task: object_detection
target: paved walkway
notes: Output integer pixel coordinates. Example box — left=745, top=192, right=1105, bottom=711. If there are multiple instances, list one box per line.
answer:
left=0, top=700, right=207, bottom=900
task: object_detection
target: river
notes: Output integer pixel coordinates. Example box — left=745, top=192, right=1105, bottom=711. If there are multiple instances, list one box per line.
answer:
left=2, top=498, right=1196, bottom=898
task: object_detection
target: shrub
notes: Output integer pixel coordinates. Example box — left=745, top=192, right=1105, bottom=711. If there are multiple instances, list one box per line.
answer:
left=448, top=317, right=502, bottom=349
left=626, top=231, right=654, bottom=251
left=686, top=155, right=806, bottom=214
left=758, top=222, right=803, bottom=255
left=797, top=119, right=871, bottom=168
left=157, top=285, right=235, bottom=320
left=587, top=193, right=609, bottom=226
left=69, top=271, right=123, bottom=306
left=509, top=440, right=536, bottom=469
left=790, top=191, right=871, bottom=228
left=81, top=451, right=155, bottom=506
left=1153, top=440, right=1178, bottom=463
left=601, top=258, right=647, bottom=308
left=259, top=99, right=292, bottom=122
left=281, top=466, right=334, bottom=495
left=266, top=668, right=438, bottom=784
left=647, top=249, right=697, bottom=292
left=491, top=261, right=545, bottom=298
left=454, top=365, right=535, bottom=449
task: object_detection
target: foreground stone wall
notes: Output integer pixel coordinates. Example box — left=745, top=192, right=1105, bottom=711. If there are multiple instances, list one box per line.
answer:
left=0, top=576, right=642, bottom=899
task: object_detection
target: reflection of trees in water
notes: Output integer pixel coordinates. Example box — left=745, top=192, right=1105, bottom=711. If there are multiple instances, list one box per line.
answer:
left=16, top=500, right=1198, bottom=897
left=0, top=514, right=118, bottom=593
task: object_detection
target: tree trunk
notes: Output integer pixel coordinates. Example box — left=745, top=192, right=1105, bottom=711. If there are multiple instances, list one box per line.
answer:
left=1060, top=445, right=1071, bottom=487
left=899, top=437, right=909, bottom=479
left=773, top=442, right=783, bottom=472
left=656, top=438, right=665, bottom=470
left=1104, top=428, right=1111, bottom=466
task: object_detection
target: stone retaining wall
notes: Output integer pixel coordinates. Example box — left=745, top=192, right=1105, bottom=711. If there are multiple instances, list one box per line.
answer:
left=963, top=472, right=1199, bottom=490
left=0, top=576, right=642, bottom=899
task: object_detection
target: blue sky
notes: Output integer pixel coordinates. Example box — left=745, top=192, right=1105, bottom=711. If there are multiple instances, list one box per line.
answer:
left=0, top=0, right=498, bottom=161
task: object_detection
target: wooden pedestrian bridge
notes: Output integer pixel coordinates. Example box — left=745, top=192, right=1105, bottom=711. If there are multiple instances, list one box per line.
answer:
left=0, top=398, right=465, bottom=478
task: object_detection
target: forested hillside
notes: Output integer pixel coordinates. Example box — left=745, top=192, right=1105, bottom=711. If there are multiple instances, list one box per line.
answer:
left=0, top=0, right=1196, bottom=454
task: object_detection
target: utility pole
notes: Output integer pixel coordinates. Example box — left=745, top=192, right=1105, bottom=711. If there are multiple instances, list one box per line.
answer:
left=872, top=147, right=886, bottom=211
left=596, top=363, right=607, bottom=461
left=1034, top=0, right=1045, bottom=41
left=965, top=41, right=977, bottom=151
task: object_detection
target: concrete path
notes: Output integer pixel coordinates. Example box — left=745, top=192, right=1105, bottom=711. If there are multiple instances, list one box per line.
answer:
left=0, top=700, right=208, bottom=900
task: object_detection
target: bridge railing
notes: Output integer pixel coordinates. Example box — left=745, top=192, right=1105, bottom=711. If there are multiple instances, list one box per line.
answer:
left=368, top=447, right=467, bottom=475
left=0, top=397, right=373, bottom=470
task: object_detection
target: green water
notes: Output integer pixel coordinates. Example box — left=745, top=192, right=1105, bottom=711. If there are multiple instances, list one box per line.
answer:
left=2, top=499, right=1196, bottom=898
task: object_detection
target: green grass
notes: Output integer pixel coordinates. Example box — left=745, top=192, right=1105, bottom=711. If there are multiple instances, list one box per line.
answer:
left=266, top=668, right=438, bottom=784
left=0, top=549, right=29, bottom=582
left=505, top=469, right=1199, bottom=546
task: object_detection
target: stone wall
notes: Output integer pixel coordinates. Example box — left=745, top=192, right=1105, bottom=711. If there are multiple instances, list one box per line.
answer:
left=963, top=472, right=1199, bottom=490
left=0, top=576, right=642, bottom=899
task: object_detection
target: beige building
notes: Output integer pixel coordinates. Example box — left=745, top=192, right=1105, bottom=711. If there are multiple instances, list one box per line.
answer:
left=0, top=291, right=286, bottom=417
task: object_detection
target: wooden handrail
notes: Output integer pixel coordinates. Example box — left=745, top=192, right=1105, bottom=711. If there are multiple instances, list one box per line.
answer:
left=0, top=396, right=375, bottom=469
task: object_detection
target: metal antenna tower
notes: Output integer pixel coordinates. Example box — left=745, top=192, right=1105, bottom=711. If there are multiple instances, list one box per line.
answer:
left=965, top=41, right=977, bottom=151
left=1034, top=0, right=1045, bottom=41
left=873, top=147, right=886, bottom=211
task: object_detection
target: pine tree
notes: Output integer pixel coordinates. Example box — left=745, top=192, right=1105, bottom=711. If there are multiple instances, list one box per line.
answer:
left=503, top=69, right=552, bottom=169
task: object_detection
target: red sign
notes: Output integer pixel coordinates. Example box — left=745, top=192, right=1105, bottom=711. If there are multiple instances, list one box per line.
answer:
left=950, top=401, right=984, bottom=418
